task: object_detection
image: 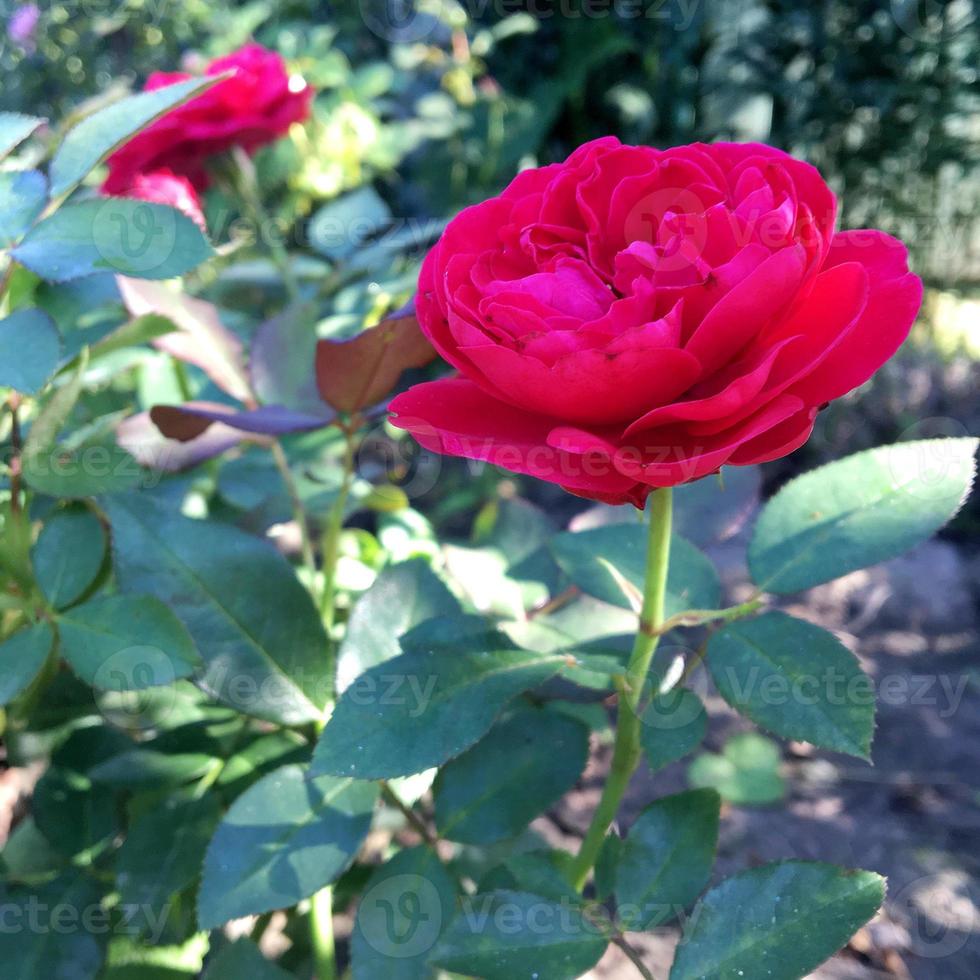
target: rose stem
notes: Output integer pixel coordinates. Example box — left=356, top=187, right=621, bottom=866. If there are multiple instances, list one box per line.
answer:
left=319, top=423, right=358, bottom=630
left=309, top=423, right=359, bottom=980
left=569, top=486, right=673, bottom=892
left=229, top=146, right=299, bottom=303
left=309, top=886, right=336, bottom=980
left=269, top=439, right=317, bottom=586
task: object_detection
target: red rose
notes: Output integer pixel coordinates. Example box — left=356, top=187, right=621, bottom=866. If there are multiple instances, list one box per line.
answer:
left=389, top=138, right=923, bottom=506
left=120, top=169, right=207, bottom=230
left=103, top=42, right=313, bottom=193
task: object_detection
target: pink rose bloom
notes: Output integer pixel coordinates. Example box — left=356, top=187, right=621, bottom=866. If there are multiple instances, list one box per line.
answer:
left=103, top=42, right=313, bottom=193
left=389, top=138, right=923, bottom=506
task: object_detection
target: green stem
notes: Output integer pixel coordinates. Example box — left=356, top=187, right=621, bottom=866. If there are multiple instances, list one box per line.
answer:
left=270, top=439, right=317, bottom=586
left=229, top=146, right=298, bottom=302
left=381, top=782, right=438, bottom=845
left=654, top=596, right=763, bottom=636
left=309, top=426, right=359, bottom=980
left=569, top=487, right=673, bottom=892
left=613, top=936, right=656, bottom=980
left=310, top=886, right=337, bottom=980
left=320, top=428, right=357, bottom=630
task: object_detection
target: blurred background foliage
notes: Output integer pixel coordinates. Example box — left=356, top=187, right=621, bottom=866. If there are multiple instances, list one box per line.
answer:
left=2, top=0, right=978, bottom=487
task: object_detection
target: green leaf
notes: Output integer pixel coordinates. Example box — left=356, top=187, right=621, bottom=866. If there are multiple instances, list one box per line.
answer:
left=669, top=861, right=886, bottom=980
left=431, top=890, right=608, bottom=980
left=0, top=309, right=61, bottom=395
left=706, top=612, right=874, bottom=759
left=197, top=764, right=378, bottom=928
left=216, top=730, right=310, bottom=799
left=249, top=302, right=324, bottom=414
left=58, top=595, right=201, bottom=689
left=687, top=732, right=785, bottom=806
left=90, top=313, right=176, bottom=361
left=101, top=494, right=329, bottom=725
left=90, top=750, right=215, bottom=789
left=351, top=846, right=458, bottom=980
left=640, top=688, right=708, bottom=773
left=434, top=709, right=589, bottom=844
left=49, top=75, right=224, bottom=199
left=32, top=506, right=106, bottom=608
left=0, top=623, right=54, bottom=705
left=33, top=762, right=120, bottom=861
left=749, top=438, right=979, bottom=593
left=313, top=647, right=567, bottom=779
left=23, top=350, right=86, bottom=461
left=608, top=789, right=720, bottom=931
left=0, top=170, right=47, bottom=246
left=12, top=199, right=214, bottom=282
left=115, top=795, right=221, bottom=933
left=102, top=934, right=209, bottom=980
left=309, top=186, right=392, bottom=261
left=337, top=558, right=461, bottom=691
left=1, top=815, right=64, bottom=880
left=22, top=438, right=143, bottom=498
left=0, top=873, right=105, bottom=977
left=202, top=939, right=293, bottom=980
left=474, top=496, right=562, bottom=608
left=480, top=851, right=578, bottom=903
left=0, top=113, right=44, bottom=159
left=551, top=526, right=720, bottom=615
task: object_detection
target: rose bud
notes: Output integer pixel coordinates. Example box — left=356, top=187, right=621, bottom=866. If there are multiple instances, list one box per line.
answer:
left=117, top=168, right=207, bottom=231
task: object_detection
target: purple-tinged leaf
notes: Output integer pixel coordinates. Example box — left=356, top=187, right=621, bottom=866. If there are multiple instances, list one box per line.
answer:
left=150, top=402, right=334, bottom=442
left=117, top=411, right=241, bottom=471
left=249, top=303, right=324, bottom=415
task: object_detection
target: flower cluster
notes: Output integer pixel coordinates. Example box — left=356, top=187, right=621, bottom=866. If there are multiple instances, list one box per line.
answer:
left=103, top=42, right=313, bottom=229
left=390, top=138, right=923, bottom=505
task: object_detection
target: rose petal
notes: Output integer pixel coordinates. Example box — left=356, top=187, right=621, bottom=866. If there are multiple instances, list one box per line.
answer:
left=459, top=343, right=702, bottom=425
left=624, top=335, right=799, bottom=436
left=786, top=230, right=923, bottom=404
left=683, top=245, right=807, bottom=373
left=616, top=394, right=806, bottom=487
left=389, top=377, right=642, bottom=502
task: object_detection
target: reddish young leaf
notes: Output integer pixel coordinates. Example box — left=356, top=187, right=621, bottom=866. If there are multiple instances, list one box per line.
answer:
left=315, top=310, right=435, bottom=414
